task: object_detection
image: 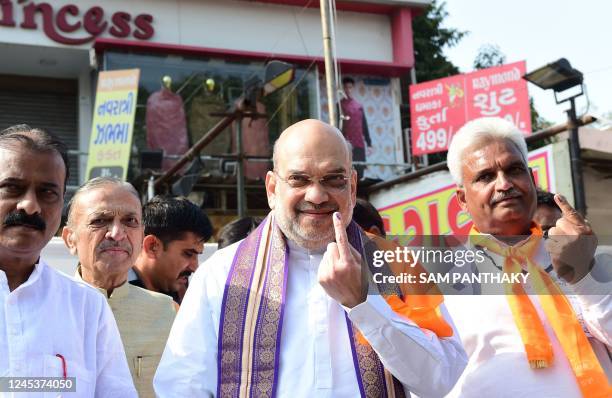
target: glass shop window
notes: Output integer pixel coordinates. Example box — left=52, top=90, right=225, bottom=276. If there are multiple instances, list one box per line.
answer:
left=102, top=51, right=318, bottom=182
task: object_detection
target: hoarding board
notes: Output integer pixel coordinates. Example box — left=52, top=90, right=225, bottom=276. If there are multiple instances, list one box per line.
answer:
left=86, top=69, right=140, bottom=180
left=409, top=61, right=531, bottom=155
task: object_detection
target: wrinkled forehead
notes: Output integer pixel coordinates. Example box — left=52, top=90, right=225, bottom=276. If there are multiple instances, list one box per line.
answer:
left=276, top=138, right=351, bottom=175
left=464, top=138, right=527, bottom=170
left=0, top=144, right=66, bottom=189
left=84, top=204, right=141, bottom=219
left=0, top=143, right=65, bottom=171
left=74, top=186, right=142, bottom=219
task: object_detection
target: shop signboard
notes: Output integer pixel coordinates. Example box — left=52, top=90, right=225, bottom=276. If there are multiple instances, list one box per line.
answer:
left=0, top=2, right=154, bottom=45
left=409, top=61, right=531, bottom=155
left=374, top=144, right=556, bottom=236
left=86, top=69, right=140, bottom=181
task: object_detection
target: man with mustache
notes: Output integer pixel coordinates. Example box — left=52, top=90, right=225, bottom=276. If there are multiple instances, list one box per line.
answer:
left=62, top=177, right=176, bottom=397
left=154, top=119, right=467, bottom=397
left=0, top=125, right=136, bottom=396
left=443, top=117, right=611, bottom=397
left=131, top=195, right=212, bottom=304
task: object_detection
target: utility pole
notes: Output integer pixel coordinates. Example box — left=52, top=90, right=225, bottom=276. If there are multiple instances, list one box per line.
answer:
left=320, top=0, right=337, bottom=127
left=567, top=97, right=587, bottom=216
left=410, top=66, right=427, bottom=167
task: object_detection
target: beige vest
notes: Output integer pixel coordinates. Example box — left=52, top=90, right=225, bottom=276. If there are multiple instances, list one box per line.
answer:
left=76, top=268, right=176, bottom=397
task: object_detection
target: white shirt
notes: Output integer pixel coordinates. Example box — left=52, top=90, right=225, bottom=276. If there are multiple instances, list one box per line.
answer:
left=444, top=239, right=612, bottom=398
left=0, top=259, right=137, bottom=398
left=155, top=239, right=467, bottom=398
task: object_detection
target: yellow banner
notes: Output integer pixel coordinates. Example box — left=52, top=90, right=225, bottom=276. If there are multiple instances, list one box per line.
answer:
left=378, top=146, right=554, bottom=236
left=86, top=69, right=140, bottom=181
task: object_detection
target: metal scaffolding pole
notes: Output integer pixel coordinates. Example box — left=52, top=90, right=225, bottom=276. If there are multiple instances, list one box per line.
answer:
left=320, top=0, right=337, bottom=127
left=235, top=118, right=246, bottom=218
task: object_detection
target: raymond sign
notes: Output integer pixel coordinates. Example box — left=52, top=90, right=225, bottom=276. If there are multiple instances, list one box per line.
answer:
left=409, top=61, right=531, bottom=155
left=377, top=145, right=554, bottom=236
left=86, top=69, right=140, bottom=181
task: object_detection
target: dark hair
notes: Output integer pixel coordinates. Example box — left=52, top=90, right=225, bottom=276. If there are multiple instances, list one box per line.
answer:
left=536, top=189, right=561, bottom=211
left=143, top=195, right=212, bottom=247
left=0, top=124, right=69, bottom=189
left=353, top=198, right=385, bottom=237
left=217, top=217, right=262, bottom=249
left=342, top=76, right=355, bottom=86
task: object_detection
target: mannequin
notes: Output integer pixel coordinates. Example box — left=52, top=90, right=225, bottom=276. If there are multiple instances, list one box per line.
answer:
left=339, top=76, right=371, bottom=179
left=146, top=75, right=190, bottom=171
left=231, top=100, right=270, bottom=181
left=188, top=79, right=230, bottom=176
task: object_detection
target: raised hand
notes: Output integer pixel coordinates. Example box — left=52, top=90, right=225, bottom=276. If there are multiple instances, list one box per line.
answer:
left=318, top=212, right=367, bottom=308
left=545, top=194, right=597, bottom=284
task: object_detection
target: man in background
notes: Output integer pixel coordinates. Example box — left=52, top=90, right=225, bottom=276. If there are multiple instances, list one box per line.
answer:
left=216, top=216, right=262, bottom=249
left=352, top=198, right=386, bottom=237
left=62, top=177, right=176, bottom=397
left=132, top=195, right=212, bottom=304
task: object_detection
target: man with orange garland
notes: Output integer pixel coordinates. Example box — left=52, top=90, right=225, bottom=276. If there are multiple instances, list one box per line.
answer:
left=444, top=117, right=611, bottom=397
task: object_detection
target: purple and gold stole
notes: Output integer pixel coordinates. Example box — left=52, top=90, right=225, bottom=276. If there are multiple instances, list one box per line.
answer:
left=217, top=215, right=406, bottom=398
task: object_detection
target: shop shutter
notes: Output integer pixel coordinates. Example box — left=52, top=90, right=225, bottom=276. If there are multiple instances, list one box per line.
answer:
left=0, top=82, right=79, bottom=187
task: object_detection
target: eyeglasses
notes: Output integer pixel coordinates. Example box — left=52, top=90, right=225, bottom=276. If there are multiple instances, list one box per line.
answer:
left=274, top=172, right=349, bottom=192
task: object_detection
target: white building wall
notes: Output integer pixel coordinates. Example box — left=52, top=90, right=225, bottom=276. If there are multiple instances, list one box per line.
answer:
left=0, top=0, right=394, bottom=62
left=180, top=1, right=392, bottom=62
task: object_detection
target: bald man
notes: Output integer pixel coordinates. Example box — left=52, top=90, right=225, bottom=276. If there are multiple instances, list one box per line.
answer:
left=154, top=120, right=467, bottom=397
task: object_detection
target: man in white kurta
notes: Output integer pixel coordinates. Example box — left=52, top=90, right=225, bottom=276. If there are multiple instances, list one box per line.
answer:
left=0, top=124, right=136, bottom=397
left=154, top=119, right=467, bottom=397
left=0, top=259, right=138, bottom=397
left=443, top=242, right=611, bottom=397
left=444, top=116, right=611, bottom=397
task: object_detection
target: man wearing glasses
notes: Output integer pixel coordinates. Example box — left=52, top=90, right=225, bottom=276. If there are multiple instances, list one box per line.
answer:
left=154, top=119, right=467, bottom=397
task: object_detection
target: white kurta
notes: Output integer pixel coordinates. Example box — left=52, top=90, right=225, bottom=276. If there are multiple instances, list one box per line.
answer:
left=0, top=260, right=137, bottom=398
left=154, top=239, right=467, bottom=398
left=444, top=237, right=612, bottom=398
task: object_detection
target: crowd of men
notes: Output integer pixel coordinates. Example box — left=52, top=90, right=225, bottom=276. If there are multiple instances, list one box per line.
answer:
left=0, top=118, right=609, bottom=397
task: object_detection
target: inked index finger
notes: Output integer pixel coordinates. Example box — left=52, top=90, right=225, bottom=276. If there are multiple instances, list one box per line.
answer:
left=554, top=194, right=584, bottom=225
left=333, top=212, right=351, bottom=261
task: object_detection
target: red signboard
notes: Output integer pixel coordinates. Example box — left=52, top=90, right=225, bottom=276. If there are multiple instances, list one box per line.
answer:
left=409, top=61, right=531, bottom=156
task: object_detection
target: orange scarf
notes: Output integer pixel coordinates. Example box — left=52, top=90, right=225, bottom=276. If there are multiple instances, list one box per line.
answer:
left=470, top=224, right=611, bottom=398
